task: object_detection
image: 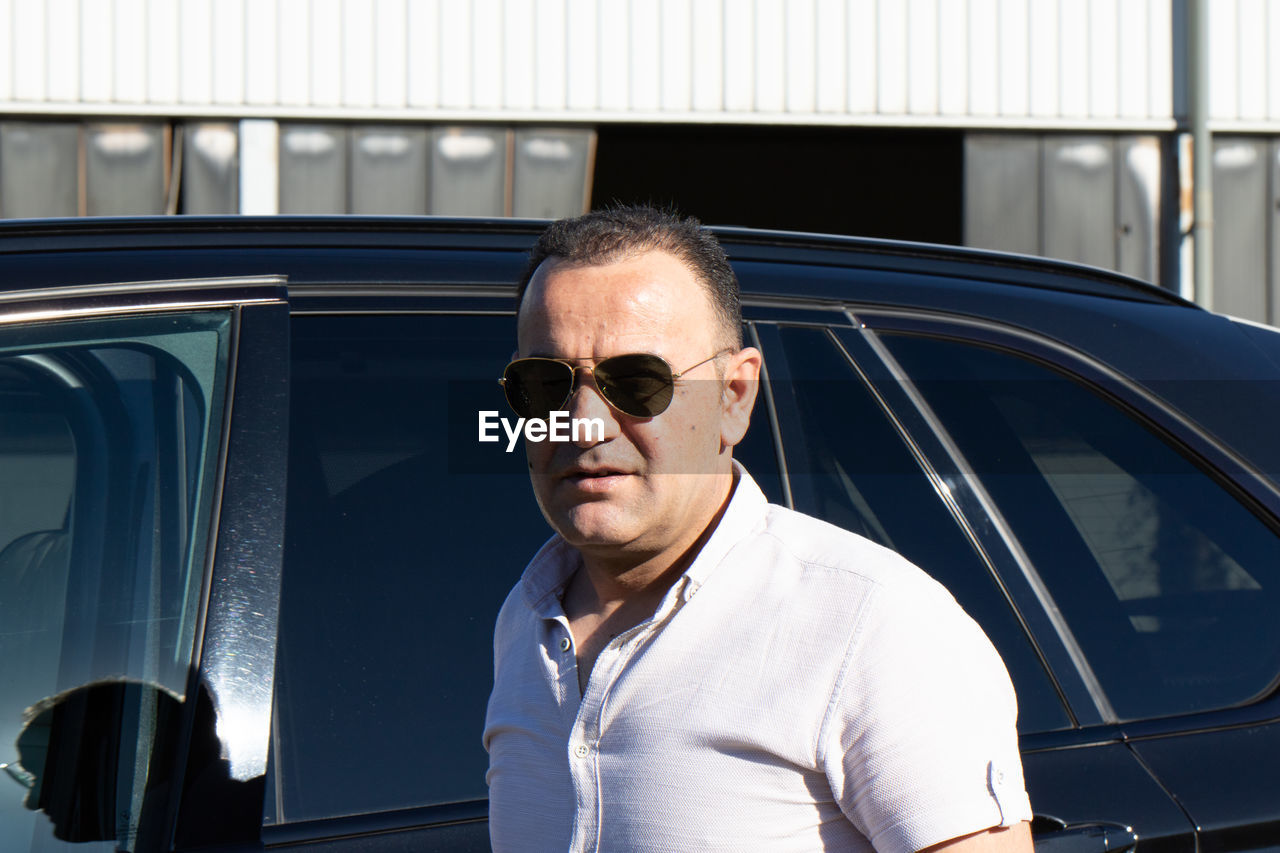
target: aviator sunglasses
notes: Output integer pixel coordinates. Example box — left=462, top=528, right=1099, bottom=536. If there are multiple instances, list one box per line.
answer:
left=501, top=349, right=733, bottom=420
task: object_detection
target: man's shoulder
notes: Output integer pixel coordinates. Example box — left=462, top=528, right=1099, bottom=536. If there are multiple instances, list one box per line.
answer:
left=755, top=502, right=951, bottom=603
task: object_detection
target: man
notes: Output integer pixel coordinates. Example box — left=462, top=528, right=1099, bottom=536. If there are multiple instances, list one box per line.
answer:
left=484, top=206, right=1033, bottom=852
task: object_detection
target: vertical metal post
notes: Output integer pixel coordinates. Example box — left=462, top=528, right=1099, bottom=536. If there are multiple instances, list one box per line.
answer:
left=1189, top=0, right=1214, bottom=310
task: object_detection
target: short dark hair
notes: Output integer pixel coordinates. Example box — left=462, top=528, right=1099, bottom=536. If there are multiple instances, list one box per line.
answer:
left=516, top=205, right=743, bottom=348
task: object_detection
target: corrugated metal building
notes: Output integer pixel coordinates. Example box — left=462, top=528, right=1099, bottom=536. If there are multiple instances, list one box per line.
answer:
left=0, top=0, right=1277, bottom=323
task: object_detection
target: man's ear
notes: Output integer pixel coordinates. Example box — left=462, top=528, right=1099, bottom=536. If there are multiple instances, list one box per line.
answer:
left=720, top=346, right=762, bottom=449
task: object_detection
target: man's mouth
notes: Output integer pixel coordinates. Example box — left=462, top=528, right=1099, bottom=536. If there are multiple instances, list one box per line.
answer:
left=563, top=466, right=631, bottom=487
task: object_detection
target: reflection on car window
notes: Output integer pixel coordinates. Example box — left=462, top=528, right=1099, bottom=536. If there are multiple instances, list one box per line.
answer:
left=882, top=332, right=1280, bottom=721
left=271, top=314, right=781, bottom=824
left=772, top=325, right=1070, bottom=733
left=0, top=311, right=230, bottom=851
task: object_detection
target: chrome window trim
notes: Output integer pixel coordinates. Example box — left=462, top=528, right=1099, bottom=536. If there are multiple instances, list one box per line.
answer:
left=0, top=275, right=288, bottom=325
left=746, top=323, right=795, bottom=510
left=834, top=321, right=1111, bottom=726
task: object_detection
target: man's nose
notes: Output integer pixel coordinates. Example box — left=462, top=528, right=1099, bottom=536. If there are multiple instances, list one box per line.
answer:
left=567, top=372, right=620, bottom=447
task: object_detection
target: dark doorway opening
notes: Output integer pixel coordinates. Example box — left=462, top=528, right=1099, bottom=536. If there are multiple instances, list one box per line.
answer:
left=591, top=124, right=964, bottom=245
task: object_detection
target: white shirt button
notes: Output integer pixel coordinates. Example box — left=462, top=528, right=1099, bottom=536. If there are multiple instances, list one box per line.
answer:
left=559, top=637, right=572, bottom=652
left=574, top=744, right=590, bottom=758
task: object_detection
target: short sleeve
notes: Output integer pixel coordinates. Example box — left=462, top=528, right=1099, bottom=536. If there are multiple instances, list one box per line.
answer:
left=819, top=573, right=1033, bottom=853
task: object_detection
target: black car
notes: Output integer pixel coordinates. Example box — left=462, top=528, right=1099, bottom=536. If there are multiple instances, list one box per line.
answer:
left=1, top=217, right=1278, bottom=853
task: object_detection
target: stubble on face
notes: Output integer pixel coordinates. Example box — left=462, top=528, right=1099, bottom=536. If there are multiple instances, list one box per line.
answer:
left=517, top=250, right=737, bottom=571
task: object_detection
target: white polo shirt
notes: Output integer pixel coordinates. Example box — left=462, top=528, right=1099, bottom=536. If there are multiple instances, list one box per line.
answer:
left=484, top=464, right=1032, bottom=853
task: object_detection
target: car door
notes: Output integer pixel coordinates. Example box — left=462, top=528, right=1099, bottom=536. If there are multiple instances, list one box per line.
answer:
left=0, top=276, right=290, bottom=851
left=259, top=295, right=787, bottom=850
left=750, top=310, right=1201, bottom=853
left=825, top=304, right=1280, bottom=853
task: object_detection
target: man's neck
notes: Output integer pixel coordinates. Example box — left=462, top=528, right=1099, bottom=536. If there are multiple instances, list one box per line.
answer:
left=565, top=471, right=738, bottom=620
left=561, top=471, right=738, bottom=694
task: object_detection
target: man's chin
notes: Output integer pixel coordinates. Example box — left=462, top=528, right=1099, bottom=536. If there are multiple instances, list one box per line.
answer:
left=549, top=504, right=642, bottom=551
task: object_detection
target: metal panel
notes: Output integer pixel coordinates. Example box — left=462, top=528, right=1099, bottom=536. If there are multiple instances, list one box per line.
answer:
left=245, top=0, right=279, bottom=105
left=1212, top=138, right=1268, bottom=322
left=277, top=0, right=310, bottom=105
left=1272, top=141, right=1280, bottom=325
left=342, top=0, right=376, bottom=108
left=46, top=0, right=80, bottom=102
left=815, top=0, right=847, bottom=113
left=278, top=124, right=348, bottom=214
left=310, top=0, right=343, bottom=107
left=1117, top=0, right=1148, bottom=120
left=240, top=119, right=280, bottom=215
left=1057, top=0, right=1089, bottom=117
left=963, top=134, right=1041, bottom=256
left=628, top=0, right=661, bottom=111
left=512, top=128, right=593, bottom=219
left=148, top=0, right=180, bottom=104
left=350, top=126, right=429, bottom=215
left=179, top=0, right=213, bottom=104
left=84, top=123, right=167, bottom=216
left=567, top=0, right=600, bottom=110
left=503, top=0, right=536, bottom=110
left=754, top=0, right=785, bottom=113
left=429, top=127, right=507, bottom=216
left=722, top=1, right=753, bottom=111
left=374, top=0, right=408, bottom=108
left=471, top=0, right=503, bottom=110
left=0, top=0, right=11, bottom=102
left=181, top=123, right=240, bottom=215
left=968, top=0, right=999, bottom=116
left=599, top=0, right=634, bottom=111
left=12, top=0, right=46, bottom=101
left=997, top=0, right=1027, bottom=115
left=907, top=0, right=939, bottom=115
left=938, top=0, right=969, bottom=116
left=1043, top=136, right=1116, bottom=270
left=80, top=0, right=112, bottom=103
left=1028, top=0, right=1059, bottom=118
left=0, top=122, right=78, bottom=218
left=661, top=0, right=694, bottom=111
left=1236, top=0, right=1267, bottom=121
left=114, top=0, right=147, bottom=103
left=1116, top=135, right=1162, bottom=284
left=1209, top=0, right=1238, bottom=122
left=877, top=0, right=908, bottom=114
left=406, top=0, right=440, bottom=108
left=1088, top=0, right=1119, bottom=118
left=0, top=0, right=1199, bottom=128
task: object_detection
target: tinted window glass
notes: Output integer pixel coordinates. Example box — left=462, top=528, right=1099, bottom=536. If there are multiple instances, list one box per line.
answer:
left=882, top=332, right=1280, bottom=721
left=272, top=314, right=782, bottom=822
left=0, top=311, right=230, bottom=851
left=774, top=325, right=1070, bottom=733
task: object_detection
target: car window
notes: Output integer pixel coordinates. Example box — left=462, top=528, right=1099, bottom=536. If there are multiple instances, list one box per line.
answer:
left=881, top=332, right=1280, bottom=722
left=269, top=313, right=782, bottom=824
left=0, top=311, right=230, bottom=851
left=771, top=325, right=1072, bottom=733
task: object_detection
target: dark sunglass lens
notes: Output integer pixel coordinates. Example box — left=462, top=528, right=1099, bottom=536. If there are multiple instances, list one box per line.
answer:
left=596, top=354, right=674, bottom=417
left=503, top=360, right=572, bottom=419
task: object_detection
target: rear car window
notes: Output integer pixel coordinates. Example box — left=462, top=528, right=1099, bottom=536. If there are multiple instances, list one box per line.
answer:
left=881, top=332, right=1280, bottom=722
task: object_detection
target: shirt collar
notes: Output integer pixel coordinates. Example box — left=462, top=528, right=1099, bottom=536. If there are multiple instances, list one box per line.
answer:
left=517, top=460, right=769, bottom=618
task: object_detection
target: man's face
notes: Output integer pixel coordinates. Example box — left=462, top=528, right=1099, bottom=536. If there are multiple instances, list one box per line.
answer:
left=516, top=249, right=759, bottom=561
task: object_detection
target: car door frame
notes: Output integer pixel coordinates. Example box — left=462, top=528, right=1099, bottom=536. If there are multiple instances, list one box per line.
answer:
left=0, top=275, right=291, bottom=851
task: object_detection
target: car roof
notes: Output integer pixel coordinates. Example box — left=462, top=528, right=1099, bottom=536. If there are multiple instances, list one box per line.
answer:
left=0, top=215, right=1195, bottom=309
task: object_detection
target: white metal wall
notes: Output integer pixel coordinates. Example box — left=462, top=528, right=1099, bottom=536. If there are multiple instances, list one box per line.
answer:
left=4, top=0, right=1262, bottom=130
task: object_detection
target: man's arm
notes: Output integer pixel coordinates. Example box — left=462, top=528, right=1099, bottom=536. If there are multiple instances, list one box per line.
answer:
left=921, top=821, right=1034, bottom=853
